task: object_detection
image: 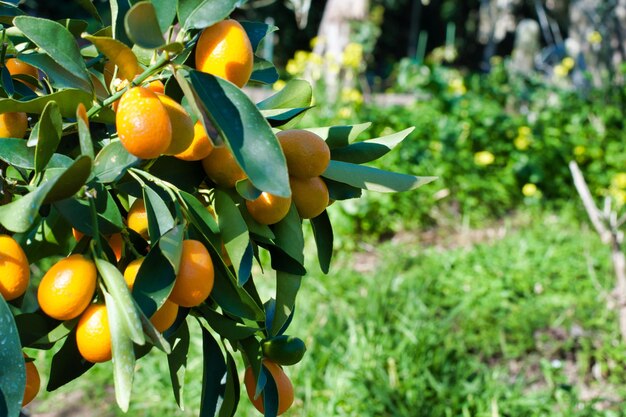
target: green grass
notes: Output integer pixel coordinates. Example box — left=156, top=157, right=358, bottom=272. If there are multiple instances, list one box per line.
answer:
left=28, top=207, right=626, bottom=417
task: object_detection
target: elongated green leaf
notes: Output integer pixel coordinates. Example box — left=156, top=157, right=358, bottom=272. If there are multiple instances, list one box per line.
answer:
left=125, top=2, right=166, bottom=49
left=75, top=0, right=103, bottom=23
left=322, top=160, right=437, bottom=193
left=211, top=262, right=264, bottom=321
left=260, top=107, right=312, bottom=127
left=143, top=186, right=175, bottom=241
left=273, top=205, right=304, bottom=265
left=137, top=307, right=172, bottom=354
left=168, top=320, right=190, bottom=409
left=262, top=368, right=279, bottom=417
left=215, top=190, right=252, bottom=285
left=218, top=352, right=241, bottom=417
left=197, top=305, right=259, bottom=340
left=34, top=101, right=63, bottom=174
left=241, top=20, right=278, bottom=52
left=133, top=243, right=177, bottom=317
left=325, top=178, right=362, bottom=200
left=238, top=337, right=264, bottom=398
left=82, top=35, right=140, bottom=80
left=97, top=259, right=145, bottom=345
left=93, top=141, right=140, bottom=183
left=0, top=296, right=25, bottom=416
left=189, top=70, right=290, bottom=197
left=151, top=0, right=177, bottom=33
left=15, top=312, right=62, bottom=347
left=17, top=53, right=92, bottom=92
left=14, top=16, right=91, bottom=88
left=179, top=191, right=219, bottom=235
left=199, top=326, right=227, bottom=417
left=0, top=156, right=91, bottom=232
left=76, top=103, right=94, bottom=159
left=307, top=122, right=372, bottom=149
left=149, top=156, right=206, bottom=193
left=249, top=56, right=278, bottom=84
left=330, top=127, right=414, bottom=164
left=159, top=224, right=184, bottom=275
left=0, top=2, right=24, bottom=25
left=310, top=210, right=333, bottom=274
left=1, top=65, right=15, bottom=97
left=47, top=329, right=94, bottom=391
left=0, top=138, right=72, bottom=170
left=235, top=178, right=262, bottom=201
left=103, top=290, right=136, bottom=412
left=111, top=0, right=132, bottom=47
left=54, top=185, right=124, bottom=236
left=57, top=18, right=89, bottom=37
left=179, top=0, right=239, bottom=30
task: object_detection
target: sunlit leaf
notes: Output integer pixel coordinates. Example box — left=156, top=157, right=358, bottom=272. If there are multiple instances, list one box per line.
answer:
left=82, top=34, right=141, bottom=80
left=125, top=1, right=166, bottom=49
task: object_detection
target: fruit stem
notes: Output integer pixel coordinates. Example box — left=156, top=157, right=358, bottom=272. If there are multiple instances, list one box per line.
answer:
left=86, top=53, right=171, bottom=119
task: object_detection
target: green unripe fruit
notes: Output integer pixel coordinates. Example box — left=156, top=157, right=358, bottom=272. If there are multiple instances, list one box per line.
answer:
left=261, top=335, right=306, bottom=366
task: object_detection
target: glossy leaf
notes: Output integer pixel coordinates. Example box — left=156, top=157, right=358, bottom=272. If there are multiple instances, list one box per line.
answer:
left=249, top=56, right=279, bottom=84
left=103, top=290, right=136, bottom=412
left=241, top=20, right=278, bottom=52
left=215, top=190, right=252, bottom=285
left=179, top=190, right=219, bottom=235
left=0, top=156, right=91, bottom=233
left=307, top=122, right=372, bottom=149
left=159, top=224, right=184, bottom=275
left=137, top=307, right=171, bottom=354
left=236, top=178, right=262, bottom=201
left=211, top=262, right=264, bottom=321
left=82, top=34, right=141, bottom=80
left=260, top=107, right=312, bottom=127
left=0, top=296, right=25, bottom=416
left=76, top=103, right=94, bottom=160
left=34, top=100, right=63, bottom=174
left=47, top=329, right=94, bottom=391
left=96, top=258, right=145, bottom=345
left=310, top=210, right=333, bottom=274
left=111, top=0, right=132, bottom=47
left=74, top=0, right=103, bottom=23
left=330, top=127, right=414, bottom=164
left=125, top=2, right=165, bottom=49
left=262, top=368, right=279, bottom=417
left=239, top=337, right=264, bottom=398
left=197, top=305, right=259, bottom=340
left=14, top=16, right=91, bottom=88
left=0, top=139, right=72, bottom=170
left=132, top=242, right=177, bottom=317
left=271, top=272, right=302, bottom=337
left=324, top=178, right=362, bottom=200
left=15, top=312, right=62, bottom=347
left=178, top=0, right=239, bottom=30
left=218, top=352, right=240, bottom=417
left=93, top=141, right=141, bottom=183
left=199, top=326, right=227, bottom=417
left=189, top=70, right=290, bottom=197
left=152, top=0, right=177, bottom=33
left=143, top=185, right=175, bottom=242
left=17, top=53, right=92, bottom=92
left=322, top=160, right=437, bottom=193
left=167, top=320, right=190, bottom=409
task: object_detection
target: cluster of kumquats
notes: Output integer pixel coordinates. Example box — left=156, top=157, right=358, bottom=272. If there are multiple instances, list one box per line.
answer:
left=0, top=18, right=326, bottom=414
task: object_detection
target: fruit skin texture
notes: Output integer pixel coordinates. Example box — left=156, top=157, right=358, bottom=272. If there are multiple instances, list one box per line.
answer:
left=246, top=192, right=292, bottom=225
left=0, top=235, right=30, bottom=301
left=277, top=130, right=331, bottom=178
left=201, top=146, right=246, bottom=188
left=123, top=257, right=144, bottom=290
left=261, top=335, right=307, bottom=366
left=156, top=93, right=195, bottom=155
left=37, top=254, right=97, bottom=321
left=0, top=112, right=28, bottom=138
left=168, top=240, right=214, bottom=307
left=195, top=20, right=254, bottom=88
left=22, top=355, right=40, bottom=407
left=289, top=176, right=329, bottom=219
left=76, top=304, right=112, bottom=363
left=244, top=360, right=294, bottom=415
left=128, top=199, right=149, bottom=239
left=116, top=86, right=172, bottom=159
left=150, top=300, right=178, bottom=332
left=175, top=121, right=214, bottom=161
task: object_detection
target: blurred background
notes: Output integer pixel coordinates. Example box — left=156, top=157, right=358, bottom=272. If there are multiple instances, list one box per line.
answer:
left=23, top=0, right=626, bottom=416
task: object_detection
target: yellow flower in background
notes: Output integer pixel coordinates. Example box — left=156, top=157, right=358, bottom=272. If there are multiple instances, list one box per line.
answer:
left=448, top=78, right=466, bottom=95
left=588, top=31, right=602, bottom=45
left=518, top=126, right=531, bottom=137
left=286, top=60, right=299, bottom=76
left=272, top=79, right=286, bottom=91
left=522, top=183, right=538, bottom=197
left=514, top=126, right=532, bottom=150
left=310, top=36, right=321, bottom=49
left=342, top=42, right=363, bottom=69
left=611, top=189, right=626, bottom=206
left=338, top=107, right=353, bottom=119
left=474, top=151, right=495, bottom=166
left=553, top=64, right=568, bottom=78
left=573, top=145, right=586, bottom=156
left=562, top=57, right=575, bottom=70
left=340, top=87, right=363, bottom=105
left=612, top=173, right=626, bottom=189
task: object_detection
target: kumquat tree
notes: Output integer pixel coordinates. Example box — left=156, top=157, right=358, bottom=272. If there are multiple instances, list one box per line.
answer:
left=0, top=1, right=433, bottom=416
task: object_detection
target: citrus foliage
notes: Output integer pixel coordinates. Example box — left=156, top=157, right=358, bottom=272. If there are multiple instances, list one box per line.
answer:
left=0, top=1, right=434, bottom=416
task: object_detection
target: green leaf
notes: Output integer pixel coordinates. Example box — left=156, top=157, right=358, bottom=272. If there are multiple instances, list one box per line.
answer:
left=262, top=369, right=279, bottom=417
left=54, top=185, right=124, bottom=236
left=143, top=185, right=175, bottom=241
left=197, top=305, right=259, bottom=340
left=14, top=16, right=91, bottom=89
left=271, top=272, right=301, bottom=337
left=211, top=262, right=264, bottom=321
left=132, top=242, right=177, bottom=317
left=324, top=177, right=362, bottom=200
left=111, top=0, right=133, bottom=47
left=159, top=224, right=184, bottom=275
left=34, top=100, right=63, bottom=174
left=330, top=127, right=414, bottom=164
left=260, top=107, right=312, bottom=127
left=307, top=122, right=372, bottom=149
left=93, top=141, right=141, bottom=183
left=199, top=326, right=227, bottom=417
left=103, top=289, right=136, bottom=412
left=149, top=156, right=206, bottom=193
left=189, top=70, right=290, bottom=197
left=1, top=65, right=15, bottom=97
left=218, top=352, right=240, bottom=417
left=215, top=190, right=252, bottom=285
left=178, top=0, right=239, bottom=30
left=0, top=296, right=25, bottom=416
left=16, top=53, right=92, bottom=92
left=137, top=307, right=171, bottom=354
left=249, top=56, right=278, bottom=84
left=74, top=0, right=103, bottom=24
left=152, top=0, right=177, bottom=33
left=57, top=18, right=89, bottom=37
left=273, top=205, right=304, bottom=265
left=322, top=160, right=437, bottom=193
left=47, top=328, right=94, bottom=391
left=0, top=138, right=72, bottom=170
left=238, top=336, right=264, bottom=397
left=125, top=1, right=165, bottom=49
left=0, top=2, right=24, bottom=25
left=310, top=210, right=333, bottom=274
left=82, top=34, right=140, bottom=80
left=179, top=191, right=219, bottom=235
left=96, top=258, right=145, bottom=345
left=76, top=103, right=94, bottom=159
left=15, top=312, right=62, bottom=347
left=240, top=20, right=278, bottom=52
left=0, top=156, right=91, bottom=233
left=167, top=320, right=190, bottom=409
left=256, top=78, right=312, bottom=110
left=235, top=178, right=262, bottom=201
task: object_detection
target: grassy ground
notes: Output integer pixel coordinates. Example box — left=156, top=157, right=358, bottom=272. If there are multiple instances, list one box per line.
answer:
left=26, top=207, right=626, bottom=417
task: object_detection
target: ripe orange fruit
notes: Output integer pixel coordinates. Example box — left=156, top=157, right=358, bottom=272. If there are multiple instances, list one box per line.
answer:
left=244, top=360, right=294, bottom=415
left=175, top=121, right=214, bottom=161
left=76, top=304, right=112, bottom=363
left=0, top=235, right=30, bottom=301
left=107, top=233, right=123, bottom=262
left=146, top=79, right=165, bottom=94
left=201, top=146, right=246, bottom=188
left=37, top=254, right=97, bottom=321
left=277, top=130, right=330, bottom=178
left=6, top=58, right=38, bottom=89
left=116, top=86, right=172, bottom=159
left=123, top=257, right=144, bottom=290
left=22, top=355, right=40, bottom=407
left=246, top=192, right=292, bottom=225
left=150, top=299, right=178, bottom=332
left=128, top=199, right=149, bottom=240
left=168, top=240, right=214, bottom=307
left=195, top=20, right=254, bottom=88
left=155, top=93, right=195, bottom=155
left=289, top=176, right=329, bottom=219
left=0, top=112, right=28, bottom=138
left=111, top=79, right=165, bottom=112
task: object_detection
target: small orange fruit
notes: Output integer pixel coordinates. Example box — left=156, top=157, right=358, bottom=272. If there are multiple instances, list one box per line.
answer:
left=195, top=20, right=254, bottom=88
left=6, top=58, right=38, bottom=89
left=76, top=304, right=112, bottom=363
left=168, top=240, right=214, bottom=307
left=37, top=254, right=97, bottom=321
left=123, top=258, right=144, bottom=290
left=146, top=79, right=165, bottom=94
left=150, top=299, right=178, bottom=332
left=22, top=355, right=40, bottom=407
left=0, top=112, right=28, bottom=138
left=277, top=129, right=331, bottom=178
left=246, top=192, right=292, bottom=225
left=128, top=199, right=149, bottom=239
left=107, top=233, right=123, bottom=262
left=155, top=93, right=195, bottom=155
left=0, top=235, right=30, bottom=301
left=290, top=176, right=329, bottom=219
left=244, top=360, right=294, bottom=415
left=116, top=86, right=172, bottom=159
left=175, top=121, right=214, bottom=161
left=201, top=146, right=246, bottom=188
